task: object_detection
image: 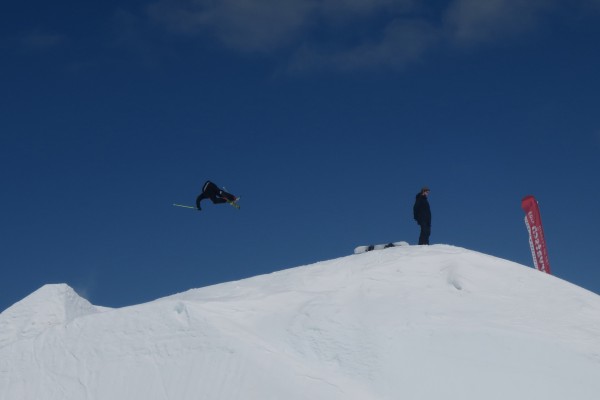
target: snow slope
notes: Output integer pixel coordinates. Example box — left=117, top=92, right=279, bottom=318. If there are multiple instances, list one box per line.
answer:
left=1, top=245, right=600, bottom=400
left=0, top=284, right=106, bottom=348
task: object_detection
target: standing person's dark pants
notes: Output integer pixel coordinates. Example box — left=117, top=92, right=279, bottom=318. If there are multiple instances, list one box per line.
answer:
left=418, top=224, right=431, bottom=245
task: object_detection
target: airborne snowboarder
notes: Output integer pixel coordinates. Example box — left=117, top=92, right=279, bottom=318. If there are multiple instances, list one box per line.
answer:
left=196, top=181, right=239, bottom=210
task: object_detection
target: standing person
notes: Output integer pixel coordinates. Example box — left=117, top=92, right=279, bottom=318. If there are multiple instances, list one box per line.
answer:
left=196, top=181, right=238, bottom=210
left=413, top=187, right=431, bottom=245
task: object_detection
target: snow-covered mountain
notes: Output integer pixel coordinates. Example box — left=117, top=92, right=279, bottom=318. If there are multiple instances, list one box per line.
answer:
left=1, top=245, right=600, bottom=400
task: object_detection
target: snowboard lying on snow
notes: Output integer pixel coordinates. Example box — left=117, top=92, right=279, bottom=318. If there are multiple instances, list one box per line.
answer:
left=354, top=241, right=409, bottom=254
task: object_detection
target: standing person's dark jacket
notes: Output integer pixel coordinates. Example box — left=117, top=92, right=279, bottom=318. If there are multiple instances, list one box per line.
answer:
left=413, top=188, right=432, bottom=245
left=413, top=192, right=431, bottom=227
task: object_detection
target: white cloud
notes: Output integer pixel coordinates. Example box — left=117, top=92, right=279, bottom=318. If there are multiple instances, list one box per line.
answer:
left=146, top=0, right=317, bottom=52
left=145, top=0, right=428, bottom=69
left=143, top=0, right=600, bottom=71
left=443, top=0, right=559, bottom=45
left=289, top=19, right=438, bottom=72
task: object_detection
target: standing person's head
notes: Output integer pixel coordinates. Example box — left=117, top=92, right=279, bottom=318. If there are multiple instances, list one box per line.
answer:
left=421, top=187, right=430, bottom=196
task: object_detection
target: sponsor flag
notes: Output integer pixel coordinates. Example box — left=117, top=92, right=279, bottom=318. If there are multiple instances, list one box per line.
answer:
left=521, top=195, right=552, bottom=274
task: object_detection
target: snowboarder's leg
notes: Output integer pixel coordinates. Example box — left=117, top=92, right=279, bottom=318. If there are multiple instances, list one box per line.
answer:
left=210, top=196, right=228, bottom=205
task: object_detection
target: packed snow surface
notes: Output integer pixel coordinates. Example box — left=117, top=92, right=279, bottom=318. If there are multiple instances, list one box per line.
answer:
left=1, top=245, right=600, bottom=400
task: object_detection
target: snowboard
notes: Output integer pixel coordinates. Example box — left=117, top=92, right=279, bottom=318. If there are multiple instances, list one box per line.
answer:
left=172, top=196, right=240, bottom=210
left=354, top=241, right=409, bottom=254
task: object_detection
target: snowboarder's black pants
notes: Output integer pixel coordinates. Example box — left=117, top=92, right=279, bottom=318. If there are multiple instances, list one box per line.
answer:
left=418, top=224, right=430, bottom=245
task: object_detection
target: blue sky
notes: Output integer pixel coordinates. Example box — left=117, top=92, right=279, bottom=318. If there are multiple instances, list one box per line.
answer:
left=2, top=0, right=600, bottom=311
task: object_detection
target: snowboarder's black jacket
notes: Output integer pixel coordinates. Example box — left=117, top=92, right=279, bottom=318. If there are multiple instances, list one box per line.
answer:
left=413, top=193, right=431, bottom=227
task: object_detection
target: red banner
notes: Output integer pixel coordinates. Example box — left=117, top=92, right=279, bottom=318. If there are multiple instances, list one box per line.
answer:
left=521, top=195, right=552, bottom=274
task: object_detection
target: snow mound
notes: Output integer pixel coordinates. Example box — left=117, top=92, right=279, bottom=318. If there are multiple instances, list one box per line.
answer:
left=0, top=283, right=104, bottom=348
left=1, top=246, right=600, bottom=400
